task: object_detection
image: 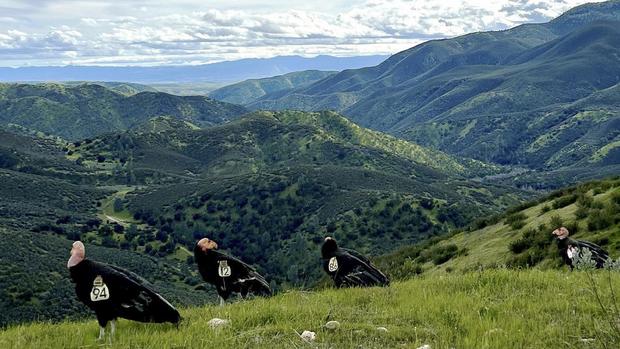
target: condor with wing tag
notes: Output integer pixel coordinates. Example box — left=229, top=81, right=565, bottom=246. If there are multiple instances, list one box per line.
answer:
left=321, top=237, right=389, bottom=288
left=68, top=241, right=181, bottom=341
left=194, top=238, right=272, bottom=303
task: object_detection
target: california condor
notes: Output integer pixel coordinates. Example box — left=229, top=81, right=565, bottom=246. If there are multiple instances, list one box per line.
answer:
left=552, top=227, right=609, bottom=269
left=321, top=237, right=389, bottom=287
left=67, top=241, right=181, bottom=341
left=194, top=238, right=271, bottom=305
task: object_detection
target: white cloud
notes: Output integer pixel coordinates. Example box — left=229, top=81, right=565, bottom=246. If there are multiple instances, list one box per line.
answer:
left=0, top=0, right=607, bottom=66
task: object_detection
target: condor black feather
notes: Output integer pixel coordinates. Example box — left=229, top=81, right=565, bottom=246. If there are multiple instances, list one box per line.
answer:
left=194, top=238, right=271, bottom=305
left=321, top=237, right=389, bottom=288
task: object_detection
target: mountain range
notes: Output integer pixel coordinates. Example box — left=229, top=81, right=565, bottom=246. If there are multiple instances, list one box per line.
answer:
left=0, top=55, right=388, bottom=83
left=240, top=1, right=620, bottom=173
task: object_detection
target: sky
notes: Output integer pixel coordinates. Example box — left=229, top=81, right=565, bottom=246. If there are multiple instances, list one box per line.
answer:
left=0, top=0, right=604, bottom=67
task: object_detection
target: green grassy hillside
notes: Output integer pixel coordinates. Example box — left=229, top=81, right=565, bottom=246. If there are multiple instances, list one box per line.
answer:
left=378, top=178, right=620, bottom=278
left=0, top=83, right=248, bottom=140
left=70, top=110, right=496, bottom=179
left=1, top=269, right=619, bottom=348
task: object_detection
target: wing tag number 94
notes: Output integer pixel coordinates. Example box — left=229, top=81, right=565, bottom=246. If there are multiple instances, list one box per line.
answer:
left=91, top=275, right=110, bottom=301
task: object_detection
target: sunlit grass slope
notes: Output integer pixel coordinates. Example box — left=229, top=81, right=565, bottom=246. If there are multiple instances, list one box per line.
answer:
left=2, top=269, right=619, bottom=348
left=377, top=178, right=620, bottom=278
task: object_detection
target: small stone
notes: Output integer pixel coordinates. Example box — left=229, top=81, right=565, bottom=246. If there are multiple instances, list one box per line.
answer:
left=207, top=318, right=230, bottom=329
left=325, top=320, right=340, bottom=330
left=417, top=345, right=431, bottom=349
left=376, top=327, right=388, bottom=333
left=300, top=330, right=316, bottom=342
left=485, top=328, right=503, bottom=335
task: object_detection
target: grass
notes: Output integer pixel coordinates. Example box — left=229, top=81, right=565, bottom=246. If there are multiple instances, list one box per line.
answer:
left=1, top=269, right=619, bottom=348
left=99, top=186, right=140, bottom=225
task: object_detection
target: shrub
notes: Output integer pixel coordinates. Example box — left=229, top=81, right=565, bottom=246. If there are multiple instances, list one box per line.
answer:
left=549, top=215, right=563, bottom=230
left=539, top=205, right=551, bottom=215
left=420, top=244, right=464, bottom=265
left=420, top=198, right=434, bottom=210
left=575, top=206, right=589, bottom=220
left=506, top=213, right=527, bottom=230
left=552, top=194, right=578, bottom=209
left=576, top=194, right=593, bottom=209
left=509, top=237, right=531, bottom=254
left=113, top=198, right=123, bottom=212
left=564, top=220, right=580, bottom=236
left=587, top=209, right=614, bottom=231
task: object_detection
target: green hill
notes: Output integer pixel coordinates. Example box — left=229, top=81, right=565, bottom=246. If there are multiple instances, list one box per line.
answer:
left=1, top=269, right=618, bottom=348
left=0, top=83, right=248, bottom=140
left=55, top=81, right=158, bottom=95
left=209, top=70, right=336, bottom=105
left=9, top=81, right=158, bottom=96
left=377, top=177, right=620, bottom=278
left=248, top=1, right=620, bottom=173
left=72, top=110, right=495, bottom=178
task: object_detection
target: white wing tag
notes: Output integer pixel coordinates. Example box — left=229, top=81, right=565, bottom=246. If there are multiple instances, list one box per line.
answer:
left=328, top=257, right=339, bottom=272
left=90, top=275, right=110, bottom=302
left=218, top=260, right=231, bottom=277
left=567, top=246, right=578, bottom=260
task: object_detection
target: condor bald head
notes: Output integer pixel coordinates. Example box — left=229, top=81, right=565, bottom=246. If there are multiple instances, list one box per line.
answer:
left=552, top=227, right=570, bottom=240
left=67, top=241, right=85, bottom=268
left=321, top=237, right=338, bottom=258
left=197, top=238, right=218, bottom=252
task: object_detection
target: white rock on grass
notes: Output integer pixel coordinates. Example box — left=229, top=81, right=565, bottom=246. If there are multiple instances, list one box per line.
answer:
left=300, top=330, right=316, bottom=342
left=376, top=327, right=388, bottom=333
left=417, top=345, right=431, bottom=349
left=207, top=318, right=230, bottom=329
left=325, top=321, right=340, bottom=330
